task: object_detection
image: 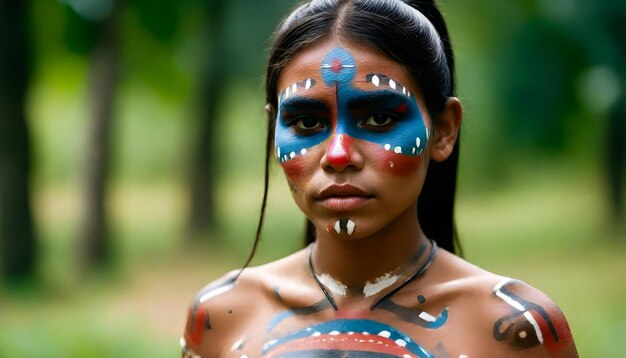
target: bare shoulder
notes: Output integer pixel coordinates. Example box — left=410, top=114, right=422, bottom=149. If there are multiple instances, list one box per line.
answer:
left=181, top=249, right=309, bottom=357
left=432, top=250, right=578, bottom=357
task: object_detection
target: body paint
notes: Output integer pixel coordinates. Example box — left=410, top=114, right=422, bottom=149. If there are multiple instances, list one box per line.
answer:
left=377, top=299, right=448, bottom=329
left=186, top=276, right=236, bottom=346
left=317, top=273, right=349, bottom=296
left=492, top=279, right=573, bottom=352
left=363, top=272, right=400, bottom=298
left=275, top=47, right=430, bottom=176
left=262, top=319, right=435, bottom=358
left=231, top=337, right=246, bottom=351
left=267, top=299, right=334, bottom=333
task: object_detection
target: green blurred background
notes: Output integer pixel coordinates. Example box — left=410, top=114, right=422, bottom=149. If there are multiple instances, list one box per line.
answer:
left=1, top=0, right=625, bottom=356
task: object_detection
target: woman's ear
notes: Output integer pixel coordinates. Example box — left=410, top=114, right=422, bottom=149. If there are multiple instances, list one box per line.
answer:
left=430, top=97, right=462, bottom=162
left=265, top=103, right=276, bottom=121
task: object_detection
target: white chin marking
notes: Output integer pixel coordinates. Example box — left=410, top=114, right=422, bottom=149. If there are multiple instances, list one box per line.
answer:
left=346, top=219, right=355, bottom=235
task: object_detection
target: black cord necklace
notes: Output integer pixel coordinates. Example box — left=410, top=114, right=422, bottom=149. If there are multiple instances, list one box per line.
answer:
left=307, top=239, right=438, bottom=312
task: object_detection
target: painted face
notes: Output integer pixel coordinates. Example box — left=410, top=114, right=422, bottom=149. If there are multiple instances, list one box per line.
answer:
left=275, top=39, right=433, bottom=239
left=275, top=48, right=430, bottom=176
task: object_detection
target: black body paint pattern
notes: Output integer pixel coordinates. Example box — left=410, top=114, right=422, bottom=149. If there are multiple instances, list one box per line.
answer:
left=492, top=279, right=559, bottom=349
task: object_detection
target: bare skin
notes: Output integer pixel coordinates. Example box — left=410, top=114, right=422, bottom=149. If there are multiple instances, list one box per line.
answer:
left=182, top=39, right=577, bottom=357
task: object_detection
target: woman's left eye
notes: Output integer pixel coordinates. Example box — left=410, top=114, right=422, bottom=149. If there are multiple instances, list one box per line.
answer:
left=360, top=113, right=395, bottom=129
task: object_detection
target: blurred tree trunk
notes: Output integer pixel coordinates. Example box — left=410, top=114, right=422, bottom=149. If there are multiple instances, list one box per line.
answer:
left=606, top=94, right=625, bottom=223
left=0, top=0, right=37, bottom=279
left=186, top=1, right=228, bottom=241
left=79, top=1, right=121, bottom=268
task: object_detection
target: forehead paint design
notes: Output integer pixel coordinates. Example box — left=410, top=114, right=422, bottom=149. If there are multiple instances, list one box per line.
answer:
left=366, top=73, right=412, bottom=98
left=279, top=78, right=317, bottom=103
left=275, top=47, right=430, bottom=168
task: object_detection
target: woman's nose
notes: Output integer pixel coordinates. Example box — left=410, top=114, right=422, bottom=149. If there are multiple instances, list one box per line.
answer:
left=321, top=134, right=362, bottom=171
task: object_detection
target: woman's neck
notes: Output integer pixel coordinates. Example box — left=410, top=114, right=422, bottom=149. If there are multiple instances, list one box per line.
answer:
left=311, top=204, right=429, bottom=291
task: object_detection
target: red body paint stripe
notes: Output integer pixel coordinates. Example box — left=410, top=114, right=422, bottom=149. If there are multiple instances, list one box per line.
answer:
left=263, top=333, right=417, bottom=357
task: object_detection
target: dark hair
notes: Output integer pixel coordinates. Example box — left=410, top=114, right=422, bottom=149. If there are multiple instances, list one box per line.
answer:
left=240, top=0, right=461, bottom=273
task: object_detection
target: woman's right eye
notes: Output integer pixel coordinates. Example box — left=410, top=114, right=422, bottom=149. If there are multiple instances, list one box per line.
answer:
left=293, top=116, right=325, bottom=132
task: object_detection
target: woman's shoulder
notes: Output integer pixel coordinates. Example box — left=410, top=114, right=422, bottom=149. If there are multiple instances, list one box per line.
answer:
left=429, top=250, right=577, bottom=357
left=181, top=249, right=309, bottom=357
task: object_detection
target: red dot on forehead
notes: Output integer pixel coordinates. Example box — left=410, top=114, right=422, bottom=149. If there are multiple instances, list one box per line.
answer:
left=331, top=58, right=342, bottom=73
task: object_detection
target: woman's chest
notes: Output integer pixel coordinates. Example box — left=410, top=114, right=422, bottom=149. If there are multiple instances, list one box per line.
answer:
left=222, top=300, right=486, bottom=358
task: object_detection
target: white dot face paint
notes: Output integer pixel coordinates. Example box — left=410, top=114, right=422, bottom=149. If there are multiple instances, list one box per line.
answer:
left=372, top=74, right=380, bottom=86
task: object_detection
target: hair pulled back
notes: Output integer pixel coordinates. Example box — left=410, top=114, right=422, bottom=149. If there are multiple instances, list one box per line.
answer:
left=242, top=0, right=461, bottom=273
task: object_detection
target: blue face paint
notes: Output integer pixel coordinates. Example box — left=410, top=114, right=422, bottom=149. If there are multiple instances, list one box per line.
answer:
left=275, top=47, right=429, bottom=163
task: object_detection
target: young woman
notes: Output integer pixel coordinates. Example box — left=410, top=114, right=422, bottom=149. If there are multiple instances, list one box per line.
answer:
left=181, top=1, right=578, bottom=356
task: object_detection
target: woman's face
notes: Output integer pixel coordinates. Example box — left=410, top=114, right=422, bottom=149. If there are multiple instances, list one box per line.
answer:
left=274, top=39, right=432, bottom=239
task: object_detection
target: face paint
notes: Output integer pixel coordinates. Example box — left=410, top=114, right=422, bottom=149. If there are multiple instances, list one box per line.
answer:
left=275, top=47, right=430, bottom=177
left=327, top=218, right=356, bottom=235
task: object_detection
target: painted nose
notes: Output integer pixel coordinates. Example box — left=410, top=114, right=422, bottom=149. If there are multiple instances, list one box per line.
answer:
left=322, top=134, right=361, bottom=171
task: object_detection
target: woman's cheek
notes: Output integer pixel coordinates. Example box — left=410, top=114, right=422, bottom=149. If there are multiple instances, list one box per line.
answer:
left=365, top=142, right=422, bottom=176
left=280, top=155, right=307, bottom=181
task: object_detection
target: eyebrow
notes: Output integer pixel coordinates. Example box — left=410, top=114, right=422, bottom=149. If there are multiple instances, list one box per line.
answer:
left=279, top=97, right=330, bottom=114
left=347, top=91, right=411, bottom=111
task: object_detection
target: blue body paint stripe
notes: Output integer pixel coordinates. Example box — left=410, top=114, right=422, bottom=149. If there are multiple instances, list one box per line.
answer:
left=263, top=319, right=435, bottom=357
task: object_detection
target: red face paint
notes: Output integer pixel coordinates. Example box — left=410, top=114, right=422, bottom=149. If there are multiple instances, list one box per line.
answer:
left=280, top=156, right=306, bottom=181
left=326, top=134, right=352, bottom=168
left=365, top=142, right=422, bottom=176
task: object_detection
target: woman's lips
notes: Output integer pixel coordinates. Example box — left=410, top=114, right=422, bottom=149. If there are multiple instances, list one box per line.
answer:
left=318, top=184, right=373, bottom=211
left=319, top=196, right=372, bottom=211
